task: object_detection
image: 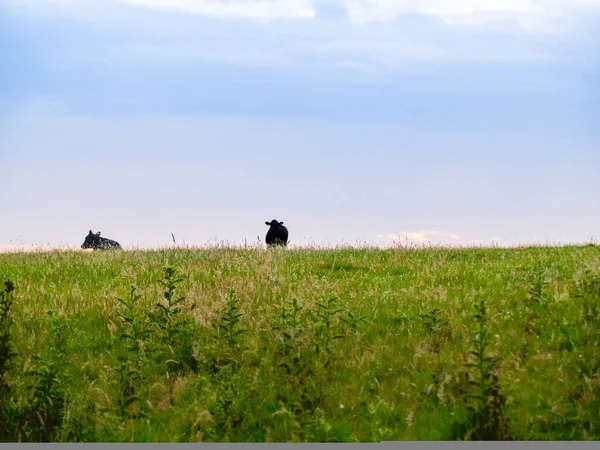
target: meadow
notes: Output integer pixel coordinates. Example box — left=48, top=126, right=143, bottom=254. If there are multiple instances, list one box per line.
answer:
left=0, top=244, right=599, bottom=442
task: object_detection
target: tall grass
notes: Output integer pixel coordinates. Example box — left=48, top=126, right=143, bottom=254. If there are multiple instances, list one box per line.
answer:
left=0, top=244, right=598, bottom=441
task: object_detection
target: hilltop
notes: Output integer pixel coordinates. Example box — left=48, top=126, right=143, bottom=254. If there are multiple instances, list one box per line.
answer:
left=0, top=245, right=599, bottom=441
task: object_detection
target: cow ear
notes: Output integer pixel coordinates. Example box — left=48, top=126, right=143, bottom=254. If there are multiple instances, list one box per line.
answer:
left=280, top=221, right=284, bottom=225
left=265, top=222, right=270, bottom=226
left=96, top=231, right=101, bottom=236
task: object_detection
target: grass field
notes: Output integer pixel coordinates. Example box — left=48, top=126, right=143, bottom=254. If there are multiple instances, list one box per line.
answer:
left=1, top=244, right=599, bottom=442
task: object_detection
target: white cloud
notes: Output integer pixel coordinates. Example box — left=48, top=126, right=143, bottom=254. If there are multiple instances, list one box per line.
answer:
left=4, top=0, right=599, bottom=69
left=384, top=230, right=461, bottom=243
left=115, top=0, right=315, bottom=19
left=338, top=0, right=600, bottom=32
left=376, top=232, right=520, bottom=248
left=2, top=0, right=316, bottom=20
left=340, top=0, right=544, bottom=22
left=7, top=0, right=600, bottom=28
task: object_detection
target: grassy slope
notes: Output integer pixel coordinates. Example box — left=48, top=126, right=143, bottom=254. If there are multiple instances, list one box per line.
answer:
left=0, top=245, right=599, bottom=442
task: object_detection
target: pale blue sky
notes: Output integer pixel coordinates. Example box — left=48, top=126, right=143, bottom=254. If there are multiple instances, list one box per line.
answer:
left=1, top=0, right=599, bottom=249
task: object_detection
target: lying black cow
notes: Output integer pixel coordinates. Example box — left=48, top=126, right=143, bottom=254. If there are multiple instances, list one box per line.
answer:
left=81, top=230, right=123, bottom=250
left=265, top=220, right=288, bottom=247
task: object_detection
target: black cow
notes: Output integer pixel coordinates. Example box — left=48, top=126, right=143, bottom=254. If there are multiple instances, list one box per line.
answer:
left=81, top=230, right=123, bottom=251
left=265, top=220, right=288, bottom=247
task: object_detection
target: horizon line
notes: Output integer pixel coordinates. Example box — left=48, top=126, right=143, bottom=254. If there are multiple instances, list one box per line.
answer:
left=1, top=239, right=597, bottom=254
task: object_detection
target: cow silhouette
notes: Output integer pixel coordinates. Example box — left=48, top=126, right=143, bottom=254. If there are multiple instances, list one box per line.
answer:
left=265, top=220, right=288, bottom=247
left=81, top=230, right=123, bottom=250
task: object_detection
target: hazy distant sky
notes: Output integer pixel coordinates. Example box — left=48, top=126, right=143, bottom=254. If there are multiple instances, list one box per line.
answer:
left=1, top=0, right=599, bottom=249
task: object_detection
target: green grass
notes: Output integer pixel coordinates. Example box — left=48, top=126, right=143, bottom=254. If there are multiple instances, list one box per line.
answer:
left=0, top=244, right=599, bottom=442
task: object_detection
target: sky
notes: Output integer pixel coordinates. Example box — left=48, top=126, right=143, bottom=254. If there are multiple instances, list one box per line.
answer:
left=0, top=0, right=599, bottom=250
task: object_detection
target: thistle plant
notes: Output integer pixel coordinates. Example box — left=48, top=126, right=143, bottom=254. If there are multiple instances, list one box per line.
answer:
left=273, top=297, right=304, bottom=376
left=463, top=298, right=510, bottom=440
left=155, top=266, right=186, bottom=344
left=314, top=296, right=344, bottom=363
left=419, top=306, right=449, bottom=353
left=214, top=289, right=245, bottom=348
left=0, top=280, right=16, bottom=386
left=0, top=280, right=17, bottom=441
left=114, top=285, right=151, bottom=419
left=528, top=263, right=574, bottom=351
left=22, top=311, right=69, bottom=442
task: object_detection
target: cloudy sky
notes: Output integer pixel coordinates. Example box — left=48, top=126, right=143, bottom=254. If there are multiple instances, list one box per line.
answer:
left=1, top=0, right=599, bottom=249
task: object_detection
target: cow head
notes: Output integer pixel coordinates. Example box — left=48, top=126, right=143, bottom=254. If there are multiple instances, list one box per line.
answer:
left=81, top=230, right=101, bottom=249
left=265, top=220, right=284, bottom=227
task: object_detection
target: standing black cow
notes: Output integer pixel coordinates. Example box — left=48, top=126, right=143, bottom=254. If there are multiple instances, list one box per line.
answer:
left=265, top=220, right=288, bottom=247
left=81, top=230, right=123, bottom=250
